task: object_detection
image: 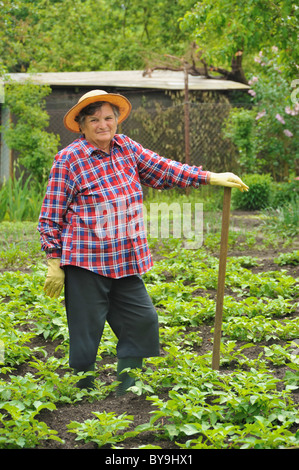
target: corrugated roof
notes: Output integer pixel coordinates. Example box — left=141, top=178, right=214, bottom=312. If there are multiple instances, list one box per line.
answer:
left=4, top=70, right=249, bottom=90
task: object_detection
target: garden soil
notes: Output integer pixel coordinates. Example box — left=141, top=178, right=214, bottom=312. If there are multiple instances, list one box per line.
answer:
left=8, top=212, right=299, bottom=449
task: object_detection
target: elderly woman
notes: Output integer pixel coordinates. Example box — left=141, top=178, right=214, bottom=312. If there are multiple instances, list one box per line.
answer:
left=38, top=90, right=248, bottom=395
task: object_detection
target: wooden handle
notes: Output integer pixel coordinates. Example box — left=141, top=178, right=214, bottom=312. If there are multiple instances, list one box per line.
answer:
left=212, top=187, right=231, bottom=370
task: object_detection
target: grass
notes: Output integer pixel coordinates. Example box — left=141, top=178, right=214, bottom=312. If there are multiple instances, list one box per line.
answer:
left=0, top=222, right=43, bottom=269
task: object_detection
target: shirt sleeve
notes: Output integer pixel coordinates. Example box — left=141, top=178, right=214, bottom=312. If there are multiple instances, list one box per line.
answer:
left=37, top=155, right=76, bottom=258
left=127, top=137, right=210, bottom=189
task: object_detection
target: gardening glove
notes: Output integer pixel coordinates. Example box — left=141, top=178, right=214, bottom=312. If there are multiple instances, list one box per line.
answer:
left=209, top=172, right=249, bottom=192
left=44, top=258, right=65, bottom=298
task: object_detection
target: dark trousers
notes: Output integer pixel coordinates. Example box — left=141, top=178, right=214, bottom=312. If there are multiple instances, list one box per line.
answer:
left=64, top=265, right=160, bottom=370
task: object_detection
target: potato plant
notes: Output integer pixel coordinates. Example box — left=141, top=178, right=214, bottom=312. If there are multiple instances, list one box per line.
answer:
left=0, top=221, right=298, bottom=449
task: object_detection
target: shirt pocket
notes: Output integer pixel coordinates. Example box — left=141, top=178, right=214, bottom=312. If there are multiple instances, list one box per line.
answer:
left=77, top=163, right=120, bottom=200
left=122, top=165, right=142, bottom=193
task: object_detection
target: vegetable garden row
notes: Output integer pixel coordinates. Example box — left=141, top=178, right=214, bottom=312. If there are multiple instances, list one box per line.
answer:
left=0, top=216, right=298, bottom=449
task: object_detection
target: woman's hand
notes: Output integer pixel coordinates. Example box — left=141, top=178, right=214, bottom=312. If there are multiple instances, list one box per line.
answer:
left=209, top=172, right=249, bottom=192
left=44, top=258, right=65, bottom=298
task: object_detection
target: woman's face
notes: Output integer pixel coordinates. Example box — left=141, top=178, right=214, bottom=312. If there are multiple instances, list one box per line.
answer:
left=81, top=102, right=118, bottom=152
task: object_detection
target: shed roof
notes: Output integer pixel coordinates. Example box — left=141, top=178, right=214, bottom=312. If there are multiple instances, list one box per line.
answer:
left=4, top=70, right=249, bottom=91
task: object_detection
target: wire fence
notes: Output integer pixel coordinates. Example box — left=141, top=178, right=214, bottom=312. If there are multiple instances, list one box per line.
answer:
left=122, top=102, right=240, bottom=172
left=47, top=97, right=240, bottom=174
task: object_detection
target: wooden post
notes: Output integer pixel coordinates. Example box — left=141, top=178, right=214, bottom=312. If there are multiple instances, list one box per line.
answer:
left=212, top=187, right=231, bottom=370
left=183, top=64, right=190, bottom=167
left=183, top=64, right=191, bottom=196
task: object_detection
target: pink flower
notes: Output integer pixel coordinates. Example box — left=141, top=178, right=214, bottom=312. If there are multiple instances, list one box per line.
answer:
left=272, top=46, right=278, bottom=53
left=285, top=104, right=299, bottom=116
left=283, top=129, right=293, bottom=137
left=275, top=113, right=285, bottom=124
left=248, top=76, right=259, bottom=85
left=254, top=56, right=262, bottom=63
left=248, top=89, right=256, bottom=97
left=256, top=109, right=266, bottom=120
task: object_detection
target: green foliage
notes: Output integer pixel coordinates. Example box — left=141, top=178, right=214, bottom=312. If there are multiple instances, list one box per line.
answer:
left=67, top=412, right=136, bottom=448
left=138, top=359, right=299, bottom=448
left=223, top=108, right=256, bottom=172
left=0, top=373, right=63, bottom=448
left=222, top=316, right=298, bottom=343
left=0, top=0, right=196, bottom=73
left=263, top=200, right=299, bottom=238
left=1, top=0, right=297, bottom=83
left=263, top=344, right=299, bottom=367
left=284, top=369, right=299, bottom=392
left=180, top=0, right=298, bottom=79
left=0, top=404, right=63, bottom=449
left=270, top=181, right=299, bottom=209
left=0, top=218, right=298, bottom=449
left=0, top=221, right=44, bottom=268
left=274, top=250, right=299, bottom=266
left=1, top=80, right=60, bottom=182
left=232, top=174, right=272, bottom=210
left=246, top=49, right=298, bottom=180
left=0, top=164, right=46, bottom=222
left=223, top=48, right=298, bottom=181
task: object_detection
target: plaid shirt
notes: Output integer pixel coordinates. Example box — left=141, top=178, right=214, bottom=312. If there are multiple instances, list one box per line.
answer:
left=38, top=134, right=209, bottom=278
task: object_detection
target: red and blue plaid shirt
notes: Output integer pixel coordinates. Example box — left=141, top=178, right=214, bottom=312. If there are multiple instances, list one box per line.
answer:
left=38, top=134, right=209, bottom=278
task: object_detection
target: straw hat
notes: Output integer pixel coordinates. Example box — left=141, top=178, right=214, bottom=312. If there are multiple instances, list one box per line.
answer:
left=63, top=89, right=132, bottom=133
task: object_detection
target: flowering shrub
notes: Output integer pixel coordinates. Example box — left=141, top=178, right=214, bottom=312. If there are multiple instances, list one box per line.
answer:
left=224, top=47, right=298, bottom=181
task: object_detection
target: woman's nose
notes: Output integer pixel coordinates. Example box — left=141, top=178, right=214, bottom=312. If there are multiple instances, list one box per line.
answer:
left=98, top=119, right=108, bottom=129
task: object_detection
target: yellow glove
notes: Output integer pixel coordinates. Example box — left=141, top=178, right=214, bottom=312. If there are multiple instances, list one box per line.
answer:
left=44, top=258, right=65, bottom=298
left=209, top=172, right=249, bottom=192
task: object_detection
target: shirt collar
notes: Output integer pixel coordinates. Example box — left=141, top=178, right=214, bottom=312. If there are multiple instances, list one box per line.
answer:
left=78, top=135, right=123, bottom=156
left=112, top=134, right=124, bottom=148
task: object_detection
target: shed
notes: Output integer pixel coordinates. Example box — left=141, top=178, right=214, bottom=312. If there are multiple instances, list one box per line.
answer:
left=0, top=70, right=249, bottom=183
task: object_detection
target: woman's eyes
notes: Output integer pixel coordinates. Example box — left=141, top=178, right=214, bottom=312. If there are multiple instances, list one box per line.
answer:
left=90, top=116, right=113, bottom=121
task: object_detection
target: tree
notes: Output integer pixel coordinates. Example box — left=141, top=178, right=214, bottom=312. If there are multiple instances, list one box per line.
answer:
left=223, top=48, right=298, bottom=181
left=2, top=78, right=60, bottom=182
left=0, top=0, right=198, bottom=72
left=180, top=0, right=299, bottom=83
